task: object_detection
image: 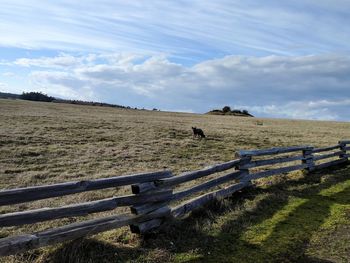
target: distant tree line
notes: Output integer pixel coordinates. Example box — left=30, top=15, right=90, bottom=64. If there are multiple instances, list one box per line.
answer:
left=2, top=91, right=164, bottom=112
left=18, top=91, right=133, bottom=109
left=53, top=98, right=128, bottom=109
left=0, top=92, right=20, bottom=99
left=20, top=92, right=54, bottom=102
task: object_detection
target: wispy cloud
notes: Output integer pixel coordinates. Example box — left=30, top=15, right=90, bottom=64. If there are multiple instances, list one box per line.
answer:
left=14, top=53, right=82, bottom=68
left=2, top=72, right=15, bottom=77
left=1, top=1, right=350, bottom=120
left=1, top=1, right=350, bottom=59
left=10, top=52, right=349, bottom=120
left=246, top=99, right=350, bottom=121
left=0, top=82, right=8, bottom=89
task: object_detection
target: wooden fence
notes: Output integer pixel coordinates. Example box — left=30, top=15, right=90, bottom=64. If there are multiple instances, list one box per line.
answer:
left=0, top=140, right=349, bottom=256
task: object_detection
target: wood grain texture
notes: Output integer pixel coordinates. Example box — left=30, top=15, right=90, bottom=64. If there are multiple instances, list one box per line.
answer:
left=0, top=190, right=173, bottom=226
left=131, top=182, right=157, bottom=194
left=130, top=202, right=168, bottom=215
left=171, top=182, right=248, bottom=218
left=313, top=151, right=343, bottom=161
left=314, top=158, right=348, bottom=170
left=238, top=146, right=311, bottom=157
left=0, top=207, right=170, bottom=257
left=0, top=170, right=172, bottom=206
left=312, top=145, right=340, bottom=153
left=240, top=155, right=304, bottom=169
left=172, top=170, right=242, bottom=201
left=130, top=218, right=164, bottom=234
left=155, top=159, right=240, bottom=187
left=244, top=164, right=308, bottom=181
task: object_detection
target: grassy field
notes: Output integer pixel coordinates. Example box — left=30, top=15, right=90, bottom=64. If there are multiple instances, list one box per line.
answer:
left=0, top=98, right=349, bottom=263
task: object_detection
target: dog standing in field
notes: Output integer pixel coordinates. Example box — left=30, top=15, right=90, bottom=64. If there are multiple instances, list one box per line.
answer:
left=192, top=127, right=206, bottom=139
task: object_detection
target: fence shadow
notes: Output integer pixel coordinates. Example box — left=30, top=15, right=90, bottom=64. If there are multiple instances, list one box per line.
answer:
left=41, top=239, right=140, bottom=263
left=208, top=168, right=350, bottom=262
left=42, top=164, right=350, bottom=263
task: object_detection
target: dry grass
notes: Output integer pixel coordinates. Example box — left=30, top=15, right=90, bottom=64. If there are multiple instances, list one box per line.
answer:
left=0, top=99, right=349, bottom=263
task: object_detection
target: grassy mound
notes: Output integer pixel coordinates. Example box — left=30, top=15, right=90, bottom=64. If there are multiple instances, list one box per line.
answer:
left=207, top=109, right=254, bottom=117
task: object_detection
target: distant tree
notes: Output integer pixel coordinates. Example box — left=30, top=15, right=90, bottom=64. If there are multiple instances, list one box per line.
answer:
left=242, top=109, right=249, bottom=115
left=222, top=106, right=231, bottom=113
left=20, top=92, right=54, bottom=102
left=0, top=92, right=21, bottom=99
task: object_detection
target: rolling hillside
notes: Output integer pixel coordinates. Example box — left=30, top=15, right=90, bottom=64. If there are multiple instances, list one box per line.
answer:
left=0, top=99, right=349, bottom=263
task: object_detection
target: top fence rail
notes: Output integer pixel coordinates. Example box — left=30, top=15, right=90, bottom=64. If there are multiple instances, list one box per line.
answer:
left=237, top=145, right=312, bottom=157
left=0, top=170, right=172, bottom=206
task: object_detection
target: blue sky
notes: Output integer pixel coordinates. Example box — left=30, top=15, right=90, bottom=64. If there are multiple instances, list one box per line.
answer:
left=1, top=0, right=350, bottom=120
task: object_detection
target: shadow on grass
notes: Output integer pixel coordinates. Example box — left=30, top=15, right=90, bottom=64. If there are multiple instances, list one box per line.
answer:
left=43, top=164, right=350, bottom=263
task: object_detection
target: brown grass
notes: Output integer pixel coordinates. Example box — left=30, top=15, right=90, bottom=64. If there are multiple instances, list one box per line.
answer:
left=0, top=99, right=349, bottom=263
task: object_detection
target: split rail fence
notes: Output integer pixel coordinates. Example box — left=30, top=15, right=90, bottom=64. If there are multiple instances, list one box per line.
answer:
left=0, top=140, right=349, bottom=256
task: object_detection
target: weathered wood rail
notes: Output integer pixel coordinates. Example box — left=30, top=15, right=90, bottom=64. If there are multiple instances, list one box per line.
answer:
left=0, top=140, right=349, bottom=256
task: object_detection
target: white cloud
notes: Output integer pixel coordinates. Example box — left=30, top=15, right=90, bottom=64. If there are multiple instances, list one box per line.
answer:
left=1, top=2, right=349, bottom=121
left=246, top=100, right=349, bottom=120
left=14, top=54, right=82, bottom=68
left=14, top=52, right=349, bottom=120
left=0, top=82, right=8, bottom=89
left=29, top=71, right=94, bottom=100
left=2, top=72, right=15, bottom=77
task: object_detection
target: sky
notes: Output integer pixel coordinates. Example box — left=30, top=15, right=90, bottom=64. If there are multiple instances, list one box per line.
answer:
left=0, top=0, right=350, bottom=121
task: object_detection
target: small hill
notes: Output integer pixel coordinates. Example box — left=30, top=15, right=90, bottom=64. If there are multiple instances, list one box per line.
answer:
left=207, top=106, right=254, bottom=117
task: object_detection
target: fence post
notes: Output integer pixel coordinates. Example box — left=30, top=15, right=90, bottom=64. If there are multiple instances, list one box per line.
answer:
left=339, top=141, right=349, bottom=161
left=235, top=154, right=254, bottom=190
left=129, top=173, right=174, bottom=234
left=302, top=146, right=315, bottom=172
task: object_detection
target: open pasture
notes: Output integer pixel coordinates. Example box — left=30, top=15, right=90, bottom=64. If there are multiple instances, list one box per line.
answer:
left=0, top=99, right=349, bottom=262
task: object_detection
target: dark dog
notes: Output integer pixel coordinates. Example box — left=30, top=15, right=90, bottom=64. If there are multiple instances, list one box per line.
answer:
left=192, top=127, right=206, bottom=139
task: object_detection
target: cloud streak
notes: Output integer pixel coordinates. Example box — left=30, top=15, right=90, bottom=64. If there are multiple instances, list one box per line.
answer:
left=1, top=1, right=350, bottom=59
left=11, top=52, right=349, bottom=121
left=14, top=54, right=82, bottom=68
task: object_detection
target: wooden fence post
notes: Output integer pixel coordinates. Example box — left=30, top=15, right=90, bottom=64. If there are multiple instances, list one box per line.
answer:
left=235, top=155, right=254, bottom=190
left=302, top=147, right=314, bottom=172
left=129, top=173, right=174, bottom=234
left=339, top=141, right=349, bottom=161
left=238, top=156, right=251, bottom=181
